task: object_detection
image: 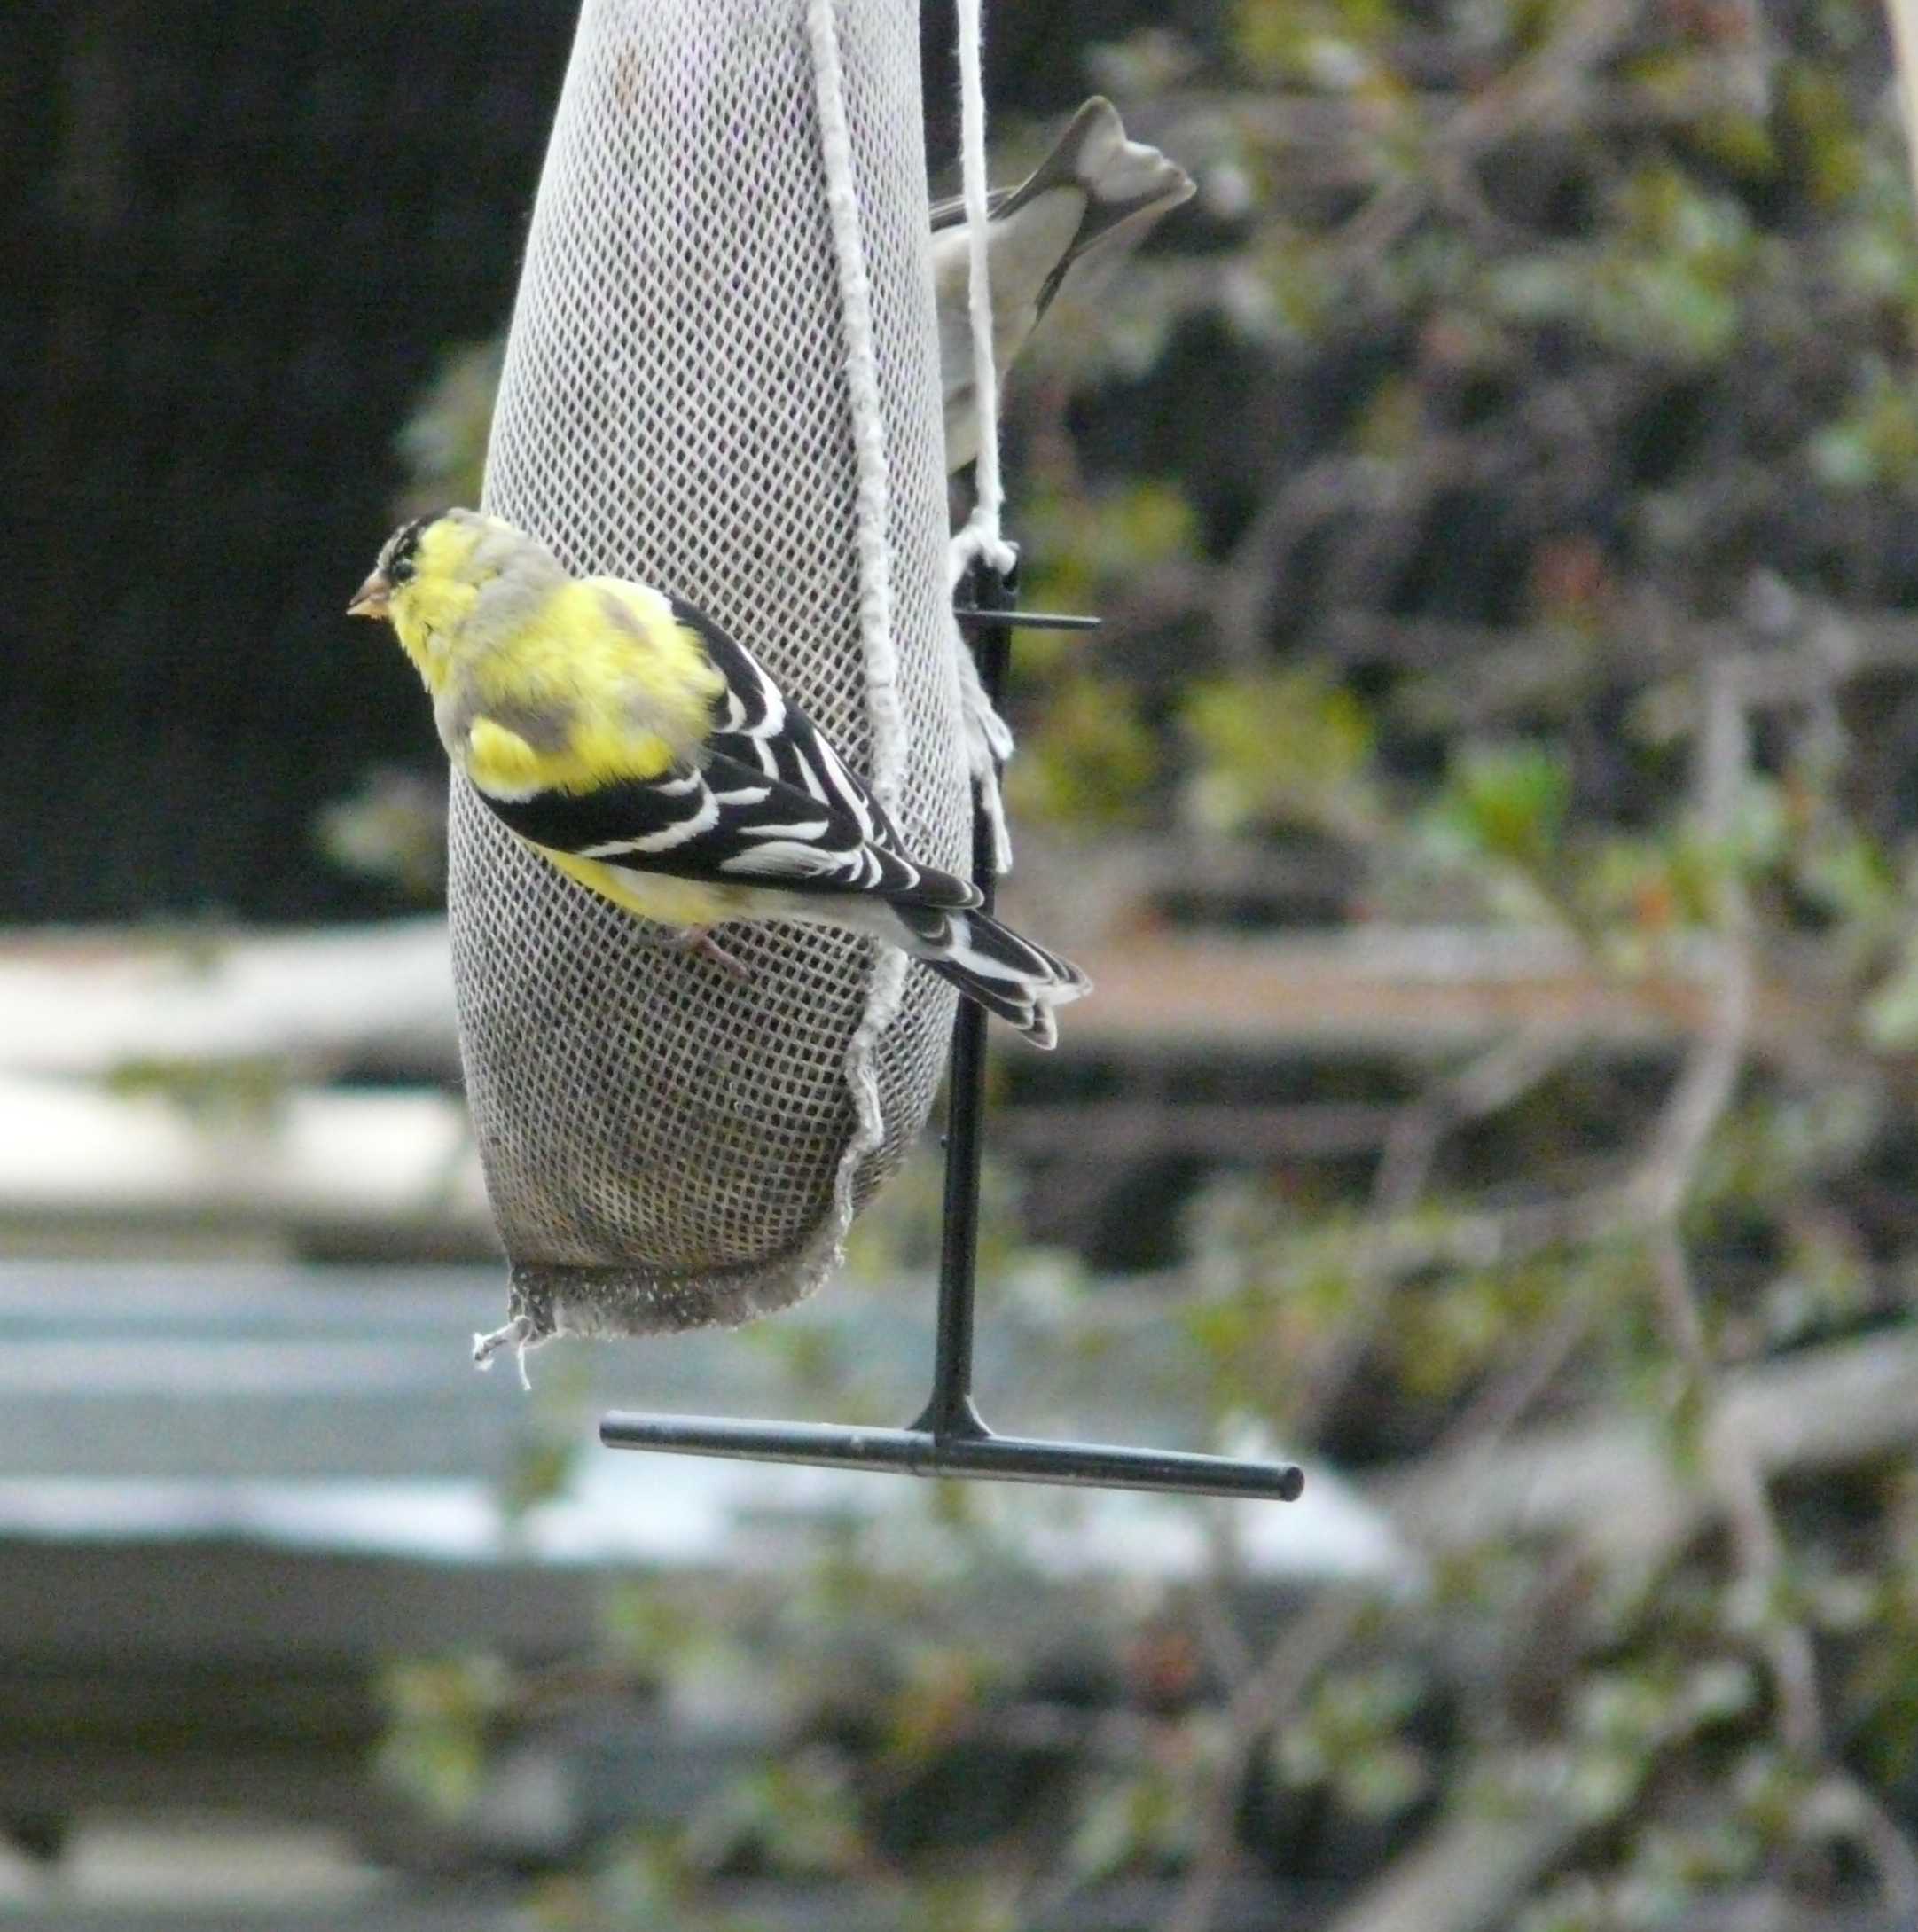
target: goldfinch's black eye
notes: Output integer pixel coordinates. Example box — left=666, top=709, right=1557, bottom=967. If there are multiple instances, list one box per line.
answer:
left=380, top=515, right=430, bottom=587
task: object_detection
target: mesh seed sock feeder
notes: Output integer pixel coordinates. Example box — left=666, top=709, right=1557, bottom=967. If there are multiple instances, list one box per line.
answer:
left=451, top=0, right=1303, bottom=1501
left=457, top=0, right=964, bottom=1349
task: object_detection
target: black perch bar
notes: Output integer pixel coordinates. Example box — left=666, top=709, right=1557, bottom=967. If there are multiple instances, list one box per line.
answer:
left=599, top=1412, right=1305, bottom=1499
left=601, top=566, right=1306, bottom=1505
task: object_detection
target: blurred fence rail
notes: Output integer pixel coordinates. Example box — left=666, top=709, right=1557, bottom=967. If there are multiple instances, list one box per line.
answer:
left=0, top=913, right=1845, bottom=1268
left=0, top=915, right=1833, bottom=1080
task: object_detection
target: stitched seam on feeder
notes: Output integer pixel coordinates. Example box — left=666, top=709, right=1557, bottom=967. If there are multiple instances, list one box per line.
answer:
left=809, top=0, right=906, bottom=812
left=842, top=945, right=910, bottom=1193
left=808, top=0, right=909, bottom=1220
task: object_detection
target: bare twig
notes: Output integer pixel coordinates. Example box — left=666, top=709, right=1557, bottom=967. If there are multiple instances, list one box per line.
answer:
left=1210, top=456, right=1405, bottom=665
left=1332, top=0, right=1640, bottom=268
left=1628, top=670, right=1756, bottom=1222
left=1163, top=1184, right=1627, bottom=1932
left=1163, top=641, right=1918, bottom=1932
left=1289, top=1026, right=1582, bottom=1443
left=1628, top=662, right=1915, bottom=1915
left=1648, top=1224, right=1821, bottom=1753
left=1163, top=1592, right=1367, bottom=1932
left=1317, top=1757, right=1589, bottom=1932
left=1377, top=1322, right=1918, bottom=1551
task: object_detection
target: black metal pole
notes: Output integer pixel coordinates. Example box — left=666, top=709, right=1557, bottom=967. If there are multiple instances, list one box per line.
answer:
left=600, top=570, right=1306, bottom=1503
left=909, top=559, right=1014, bottom=1445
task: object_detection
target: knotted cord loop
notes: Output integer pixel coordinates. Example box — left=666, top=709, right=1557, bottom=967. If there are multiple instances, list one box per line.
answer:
left=948, top=0, right=1017, bottom=873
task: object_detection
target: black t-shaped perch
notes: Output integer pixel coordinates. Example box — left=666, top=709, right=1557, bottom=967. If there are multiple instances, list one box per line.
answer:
left=599, top=563, right=1305, bottom=1502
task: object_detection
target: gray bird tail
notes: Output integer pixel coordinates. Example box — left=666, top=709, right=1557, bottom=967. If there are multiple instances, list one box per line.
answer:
left=1000, top=97, right=1194, bottom=301
left=890, top=903, right=1092, bottom=1051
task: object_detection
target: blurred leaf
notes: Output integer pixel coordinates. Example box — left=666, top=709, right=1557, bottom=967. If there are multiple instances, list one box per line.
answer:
left=1182, top=667, right=1378, bottom=839
left=1006, top=667, right=1161, bottom=829
left=1807, top=358, right=1918, bottom=493
left=1235, top=0, right=1404, bottom=92
left=1023, top=478, right=1201, bottom=630
left=1432, top=740, right=1570, bottom=877
left=395, top=336, right=503, bottom=516
left=1277, top=1662, right=1431, bottom=1819
left=682, top=1751, right=865, bottom=1878
left=375, top=1654, right=513, bottom=1820
left=1781, top=60, right=1867, bottom=207
left=1864, top=931, right=1918, bottom=1049
left=102, top=1052, right=289, bottom=1123
left=317, top=766, right=448, bottom=901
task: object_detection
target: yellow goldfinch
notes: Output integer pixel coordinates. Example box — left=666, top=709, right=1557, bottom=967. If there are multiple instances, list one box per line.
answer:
left=348, top=511, right=1092, bottom=1047
left=936, top=96, right=1194, bottom=473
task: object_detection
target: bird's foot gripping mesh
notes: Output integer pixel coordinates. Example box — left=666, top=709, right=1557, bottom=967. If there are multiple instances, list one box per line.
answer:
left=453, top=0, right=967, bottom=1357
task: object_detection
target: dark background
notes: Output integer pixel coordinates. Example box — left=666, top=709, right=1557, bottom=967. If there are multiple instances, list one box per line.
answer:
left=3, top=0, right=1186, bottom=922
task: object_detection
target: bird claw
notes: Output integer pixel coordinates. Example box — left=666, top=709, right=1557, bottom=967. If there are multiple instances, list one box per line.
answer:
left=666, top=929, right=752, bottom=982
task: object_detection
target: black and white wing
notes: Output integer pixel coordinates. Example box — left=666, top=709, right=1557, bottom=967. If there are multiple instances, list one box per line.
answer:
left=471, top=598, right=979, bottom=911
left=474, top=749, right=976, bottom=906
left=668, top=596, right=936, bottom=870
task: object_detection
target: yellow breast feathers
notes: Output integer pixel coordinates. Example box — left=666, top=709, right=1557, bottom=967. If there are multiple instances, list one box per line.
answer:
left=465, top=582, right=726, bottom=797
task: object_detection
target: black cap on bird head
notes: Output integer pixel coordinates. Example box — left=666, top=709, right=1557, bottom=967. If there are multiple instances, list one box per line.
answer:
left=347, top=514, right=437, bottom=620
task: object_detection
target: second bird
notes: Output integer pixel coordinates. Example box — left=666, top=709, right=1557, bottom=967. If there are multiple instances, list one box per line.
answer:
left=936, top=96, right=1194, bottom=473
left=347, top=511, right=1092, bottom=1047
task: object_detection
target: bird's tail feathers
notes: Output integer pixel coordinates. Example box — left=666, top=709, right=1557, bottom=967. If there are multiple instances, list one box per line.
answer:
left=891, top=903, right=1092, bottom=1051
left=1012, top=97, right=1195, bottom=277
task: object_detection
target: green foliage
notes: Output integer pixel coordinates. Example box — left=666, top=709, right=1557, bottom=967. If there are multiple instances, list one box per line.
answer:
left=998, top=481, right=1202, bottom=829
left=842, top=1141, right=1031, bottom=1282
left=1386, top=1255, right=1558, bottom=1401
left=1427, top=742, right=1572, bottom=916
left=1808, top=357, right=1918, bottom=493
left=316, top=766, right=448, bottom=902
left=1440, top=741, right=1570, bottom=872
left=1023, top=479, right=1199, bottom=619
left=1484, top=163, right=1760, bottom=366
left=376, top=1654, right=515, bottom=1821
left=497, top=1352, right=597, bottom=1525
left=1865, top=928, right=1918, bottom=1048
left=1565, top=1659, right=1758, bottom=1824
left=679, top=1754, right=865, bottom=1877
left=1182, top=668, right=1379, bottom=839
left=1004, top=667, right=1160, bottom=829
left=103, top=1052, right=289, bottom=1123
left=370, top=3, right=1918, bottom=1925
left=1065, top=1752, right=1211, bottom=1885
left=394, top=337, right=502, bottom=515
left=1235, top=0, right=1405, bottom=91
left=1780, top=59, right=1867, bottom=207
left=1274, top=1662, right=1432, bottom=1819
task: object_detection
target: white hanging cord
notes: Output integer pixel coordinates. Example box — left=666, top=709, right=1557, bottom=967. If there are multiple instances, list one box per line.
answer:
left=948, top=0, right=1018, bottom=589
left=949, top=0, right=1017, bottom=872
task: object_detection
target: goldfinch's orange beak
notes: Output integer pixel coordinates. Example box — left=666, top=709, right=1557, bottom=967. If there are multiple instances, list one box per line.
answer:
left=346, top=571, right=392, bottom=620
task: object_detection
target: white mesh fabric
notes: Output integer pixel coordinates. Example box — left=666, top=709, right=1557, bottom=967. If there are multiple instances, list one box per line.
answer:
left=451, top=0, right=967, bottom=1344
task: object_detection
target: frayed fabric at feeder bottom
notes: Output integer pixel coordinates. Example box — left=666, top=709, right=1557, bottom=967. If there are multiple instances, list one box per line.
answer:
left=472, top=1236, right=846, bottom=1385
